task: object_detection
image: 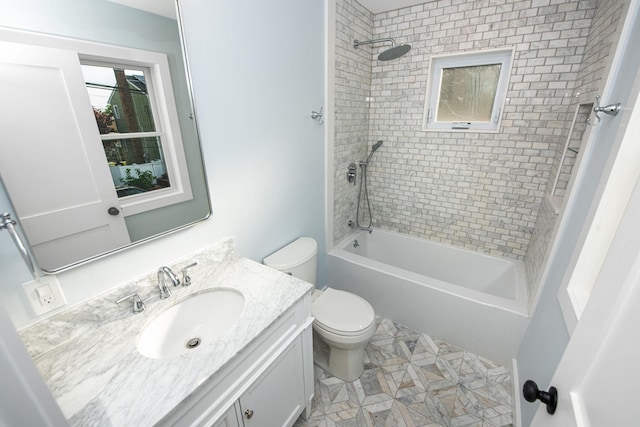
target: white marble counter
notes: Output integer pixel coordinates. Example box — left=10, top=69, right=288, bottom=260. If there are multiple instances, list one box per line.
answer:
left=19, top=238, right=313, bottom=426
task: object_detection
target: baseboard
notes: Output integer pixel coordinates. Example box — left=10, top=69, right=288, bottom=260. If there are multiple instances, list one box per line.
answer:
left=512, top=358, right=522, bottom=427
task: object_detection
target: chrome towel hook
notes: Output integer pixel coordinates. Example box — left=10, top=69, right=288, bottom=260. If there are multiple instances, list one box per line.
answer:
left=588, top=95, right=621, bottom=126
left=310, top=107, right=324, bottom=125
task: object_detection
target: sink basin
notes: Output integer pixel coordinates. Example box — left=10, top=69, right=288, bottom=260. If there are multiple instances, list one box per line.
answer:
left=137, top=289, right=245, bottom=359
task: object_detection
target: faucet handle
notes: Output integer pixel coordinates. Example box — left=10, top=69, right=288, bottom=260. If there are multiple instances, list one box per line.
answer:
left=116, top=293, right=146, bottom=314
left=181, top=262, right=198, bottom=286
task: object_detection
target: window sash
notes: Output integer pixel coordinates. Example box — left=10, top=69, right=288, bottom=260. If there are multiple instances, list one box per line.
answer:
left=78, top=47, right=193, bottom=215
left=423, top=49, right=513, bottom=132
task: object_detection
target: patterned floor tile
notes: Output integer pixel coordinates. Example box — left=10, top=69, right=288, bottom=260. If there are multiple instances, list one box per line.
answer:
left=295, top=317, right=514, bottom=427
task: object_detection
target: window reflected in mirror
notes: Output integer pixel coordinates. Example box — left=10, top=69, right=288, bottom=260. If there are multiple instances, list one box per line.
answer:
left=81, top=64, right=171, bottom=198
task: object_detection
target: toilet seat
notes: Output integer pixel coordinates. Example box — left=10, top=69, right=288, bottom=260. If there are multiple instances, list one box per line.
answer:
left=312, top=288, right=375, bottom=336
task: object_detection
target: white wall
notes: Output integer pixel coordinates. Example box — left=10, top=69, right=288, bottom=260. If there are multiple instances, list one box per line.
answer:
left=0, top=0, right=326, bottom=329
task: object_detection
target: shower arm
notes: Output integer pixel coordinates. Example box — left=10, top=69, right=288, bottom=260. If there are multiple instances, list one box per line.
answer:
left=353, top=38, right=395, bottom=49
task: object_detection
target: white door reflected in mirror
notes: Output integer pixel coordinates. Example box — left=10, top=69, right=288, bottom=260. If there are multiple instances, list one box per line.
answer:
left=0, top=41, right=132, bottom=270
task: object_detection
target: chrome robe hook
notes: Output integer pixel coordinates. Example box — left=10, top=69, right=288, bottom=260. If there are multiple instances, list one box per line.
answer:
left=588, top=95, right=621, bottom=126
left=311, top=107, right=324, bottom=125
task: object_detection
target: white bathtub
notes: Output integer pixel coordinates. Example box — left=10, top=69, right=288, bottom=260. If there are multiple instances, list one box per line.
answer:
left=326, top=229, right=530, bottom=365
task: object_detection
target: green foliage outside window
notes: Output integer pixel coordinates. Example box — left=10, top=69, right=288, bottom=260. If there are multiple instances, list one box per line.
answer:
left=122, top=168, right=155, bottom=190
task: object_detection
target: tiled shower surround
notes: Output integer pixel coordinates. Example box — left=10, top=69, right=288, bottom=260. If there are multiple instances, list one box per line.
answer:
left=334, top=0, right=630, bottom=298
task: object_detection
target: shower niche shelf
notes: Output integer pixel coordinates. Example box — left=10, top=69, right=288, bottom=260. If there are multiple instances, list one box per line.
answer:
left=548, top=102, right=593, bottom=214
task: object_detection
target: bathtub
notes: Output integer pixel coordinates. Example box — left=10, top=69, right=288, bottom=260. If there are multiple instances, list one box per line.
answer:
left=326, top=229, right=530, bottom=365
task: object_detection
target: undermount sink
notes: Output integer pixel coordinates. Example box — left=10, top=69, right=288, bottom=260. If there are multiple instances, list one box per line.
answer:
left=137, top=289, right=245, bottom=359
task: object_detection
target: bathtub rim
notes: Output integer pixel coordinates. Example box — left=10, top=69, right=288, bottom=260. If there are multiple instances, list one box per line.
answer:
left=332, top=229, right=529, bottom=317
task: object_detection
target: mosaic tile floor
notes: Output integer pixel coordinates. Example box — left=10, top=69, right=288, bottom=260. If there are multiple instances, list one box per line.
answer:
left=294, top=317, right=514, bottom=427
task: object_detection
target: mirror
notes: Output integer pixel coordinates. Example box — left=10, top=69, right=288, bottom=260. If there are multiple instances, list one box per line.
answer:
left=0, top=0, right=211, bottom=272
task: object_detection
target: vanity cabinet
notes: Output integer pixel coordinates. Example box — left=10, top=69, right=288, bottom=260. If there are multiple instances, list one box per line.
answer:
left=160, top=292, right=314, bottom=427
left=237, top=331, right=306, bottom=426
left=209, top=406, right=240, bottom=427
left=210, top=334, right=306, bottom=427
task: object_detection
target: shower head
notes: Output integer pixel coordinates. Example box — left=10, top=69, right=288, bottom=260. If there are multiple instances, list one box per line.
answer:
left=378, top=44, right=411, bottom=61
left=365, top=140, right=383, bottom=164
left=353, top=38, right=411, bottom=61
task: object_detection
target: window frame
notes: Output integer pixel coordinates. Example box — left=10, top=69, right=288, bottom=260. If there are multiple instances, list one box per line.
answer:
left=422, top=47, right=514, bottom=133
left=78, top=44, right=193, bottom=216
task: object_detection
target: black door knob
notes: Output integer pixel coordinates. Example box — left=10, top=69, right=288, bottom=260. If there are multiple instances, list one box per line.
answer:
left=108, top=207, right=120, bottom=216
left=523, top=380, right=558, bottom=414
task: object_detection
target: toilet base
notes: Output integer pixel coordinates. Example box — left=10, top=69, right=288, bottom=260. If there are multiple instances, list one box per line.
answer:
left=312, top=331, right=366, bottom=382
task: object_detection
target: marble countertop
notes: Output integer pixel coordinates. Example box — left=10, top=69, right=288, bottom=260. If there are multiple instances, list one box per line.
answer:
left=19, top=238, right=313, bottom=426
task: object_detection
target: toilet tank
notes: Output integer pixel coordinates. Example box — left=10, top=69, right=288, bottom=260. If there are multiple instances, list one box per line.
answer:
left=263, top=237, right=317, bottom=285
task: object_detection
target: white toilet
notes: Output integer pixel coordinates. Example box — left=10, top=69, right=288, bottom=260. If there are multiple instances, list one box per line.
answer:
left=263, top=237, right=376, bottom=381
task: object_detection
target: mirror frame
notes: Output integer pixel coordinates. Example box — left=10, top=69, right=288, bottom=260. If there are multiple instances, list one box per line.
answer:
left=0, top=1, right=211, bottom=273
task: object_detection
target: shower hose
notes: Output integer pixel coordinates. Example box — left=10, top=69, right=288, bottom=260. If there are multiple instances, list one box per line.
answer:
left=355, top=162, right=373, bottom=232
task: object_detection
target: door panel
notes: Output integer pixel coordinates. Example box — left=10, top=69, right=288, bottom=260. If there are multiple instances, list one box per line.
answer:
left=532, top=170, right=640, bottom=427
left=0, top=41, right=130, bottom=270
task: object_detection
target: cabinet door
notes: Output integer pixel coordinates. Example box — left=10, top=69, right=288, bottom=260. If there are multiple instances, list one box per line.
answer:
left=205, top=403, right=240, bottom=427
left=239, top=337, right=305, bottom=427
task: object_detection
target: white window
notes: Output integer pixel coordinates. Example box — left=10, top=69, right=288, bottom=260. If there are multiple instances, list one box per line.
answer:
left=78, top=45, right=193, bottom=217
left=422, top=48, right=513, bottom=132
left=82, top=63, right=172, bottom=197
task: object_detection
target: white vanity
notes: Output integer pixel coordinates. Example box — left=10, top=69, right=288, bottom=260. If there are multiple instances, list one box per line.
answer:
left=19, top=239, right=314, bottom=426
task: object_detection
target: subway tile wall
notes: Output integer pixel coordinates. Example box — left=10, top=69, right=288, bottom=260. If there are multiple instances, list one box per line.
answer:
left=334, top=0, right=373, bottom=242
left=523, top=0, right=631, bottom=297
left=333, top=0, right=628, bottom=304
left=365, top=0, right=598, bottom=260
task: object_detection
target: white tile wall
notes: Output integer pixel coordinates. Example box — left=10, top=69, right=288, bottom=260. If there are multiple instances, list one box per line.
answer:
left=365, top=0, right=598, bottom=259
left=334, top=0, right=373, bottom=242
left=523, top=0, right=630, bottom=297
left=333, top=0, right=627, bottom=269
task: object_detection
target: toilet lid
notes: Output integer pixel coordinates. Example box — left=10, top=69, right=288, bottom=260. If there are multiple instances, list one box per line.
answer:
left=312, top=288, right=375, bottom=334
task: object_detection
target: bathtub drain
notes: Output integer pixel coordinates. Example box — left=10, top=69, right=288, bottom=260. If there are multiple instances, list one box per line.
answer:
left=186, top=337, right=201, bottom=349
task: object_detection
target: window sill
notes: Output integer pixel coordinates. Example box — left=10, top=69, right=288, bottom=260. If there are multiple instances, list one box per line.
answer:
left=421, top=126, right=501, bottom=134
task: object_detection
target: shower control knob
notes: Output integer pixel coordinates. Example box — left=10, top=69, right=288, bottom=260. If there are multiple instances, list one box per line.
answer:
left=523, top=380, right=558, bottom=414
left=347, top=162, right=357, bottom=184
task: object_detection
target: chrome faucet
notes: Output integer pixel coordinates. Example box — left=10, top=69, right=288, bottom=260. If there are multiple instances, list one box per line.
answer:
left=115, top=292, right=146, bottom=314
left=157, top=266, right=180, bottom=299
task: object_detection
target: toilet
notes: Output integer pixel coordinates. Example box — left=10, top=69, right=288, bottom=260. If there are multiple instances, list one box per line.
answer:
left=263, top=237, right=376, bottom=381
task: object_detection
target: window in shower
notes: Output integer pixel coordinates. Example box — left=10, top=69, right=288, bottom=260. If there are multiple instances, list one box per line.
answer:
left=422, top=48, right=513, bottom=132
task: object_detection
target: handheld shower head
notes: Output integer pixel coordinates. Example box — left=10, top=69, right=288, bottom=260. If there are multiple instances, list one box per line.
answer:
left=364, top=140, right=383, bottom=164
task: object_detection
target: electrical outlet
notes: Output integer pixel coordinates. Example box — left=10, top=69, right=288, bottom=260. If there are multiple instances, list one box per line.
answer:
left=36, top=285, right=55, bottom=306
left=22, top=276, right=66, bottom=316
